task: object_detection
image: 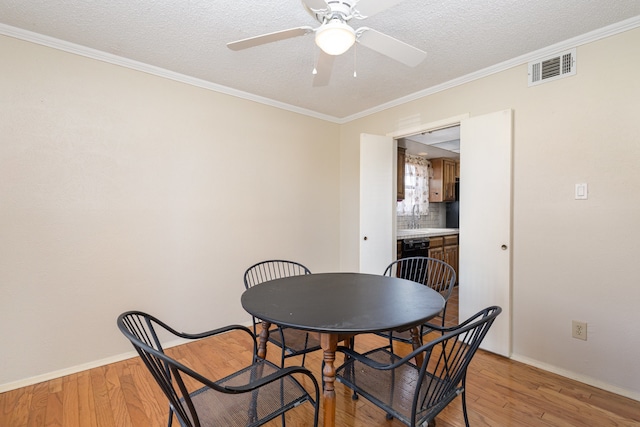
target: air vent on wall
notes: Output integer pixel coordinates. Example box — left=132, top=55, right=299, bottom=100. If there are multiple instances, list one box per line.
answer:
left=528, top=48, right=576, bottom=87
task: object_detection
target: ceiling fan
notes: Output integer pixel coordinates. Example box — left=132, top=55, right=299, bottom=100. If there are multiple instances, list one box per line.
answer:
left=226, top=0, right=427, bottom=86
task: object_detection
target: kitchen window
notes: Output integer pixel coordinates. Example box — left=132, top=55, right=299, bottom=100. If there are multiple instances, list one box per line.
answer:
left=397, top=155, right=430, bottom=216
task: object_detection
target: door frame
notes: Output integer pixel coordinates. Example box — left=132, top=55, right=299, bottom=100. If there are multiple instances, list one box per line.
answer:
left=387, top=115, right=470, bottom=140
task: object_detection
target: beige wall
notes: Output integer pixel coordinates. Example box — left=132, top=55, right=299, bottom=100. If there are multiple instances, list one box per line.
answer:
left=0, top=36, right=341, bottom=388
left=339, top=28, right=640, bottom=398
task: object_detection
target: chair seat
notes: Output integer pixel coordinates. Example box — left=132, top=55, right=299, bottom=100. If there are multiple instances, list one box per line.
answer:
left=185, top=360, right=312, bottom=427
left=268, top=327, right=321, bottom=355
left=336, top=348, right=457, bottom=426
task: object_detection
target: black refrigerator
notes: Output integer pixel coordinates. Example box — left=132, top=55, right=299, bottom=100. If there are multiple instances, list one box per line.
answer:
left=445, top=179, right=460, bottom=228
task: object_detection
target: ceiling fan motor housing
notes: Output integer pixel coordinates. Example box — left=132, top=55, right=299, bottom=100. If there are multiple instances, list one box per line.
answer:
left=309, top=1, right=354, bottom=24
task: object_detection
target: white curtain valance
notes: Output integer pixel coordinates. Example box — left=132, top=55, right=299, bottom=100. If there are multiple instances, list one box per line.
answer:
left=405, top=154, right=430, bottom=167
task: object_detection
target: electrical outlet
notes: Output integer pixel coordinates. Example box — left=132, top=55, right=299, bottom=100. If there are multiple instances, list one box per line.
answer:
left=572, top=320, right=587, bottom=341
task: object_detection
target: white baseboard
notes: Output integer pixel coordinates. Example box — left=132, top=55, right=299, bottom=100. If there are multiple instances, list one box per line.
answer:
left=0, top=337, right=190, bottom=393
left=0, top=323, right=257, bottom=394
left=0, top=351, right=137, bottom=393
left=510, top=353, right=640, bottom=402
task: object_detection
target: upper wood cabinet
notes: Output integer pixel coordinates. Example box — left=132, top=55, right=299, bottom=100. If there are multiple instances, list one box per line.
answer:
left=429, top=158, right=457, bottom=202
left=397, top=147, right=406, bottom=201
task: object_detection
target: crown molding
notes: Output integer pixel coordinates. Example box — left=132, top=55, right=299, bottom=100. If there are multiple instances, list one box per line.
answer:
left=339, top=15, right=640, bottom=123
left=3, top=15, right=639, bottom=125
left=0, top=23, right=342, bottom=124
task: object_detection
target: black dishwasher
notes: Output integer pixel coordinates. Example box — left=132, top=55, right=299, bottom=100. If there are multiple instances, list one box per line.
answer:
left=401, top=237, right=430, bottom=257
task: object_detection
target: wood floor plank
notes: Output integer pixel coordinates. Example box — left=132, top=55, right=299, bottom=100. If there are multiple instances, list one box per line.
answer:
left=61, top=374, right=79, bottom=427
left=89, top=367, right=116, bottom=427
left=0, top=385, right=33, bottom=427
left=125, top=363, right=166, bottom=426
left=536, top=384, right=636, bottom=427
left=103, top=363, right=132, bottom=427
left=117, top=373, right=153, bottom=426
left=46, top=378, right=62, bottom=395
left=26, top=382, right=48, bottom=427
left=76, top=371, right=97, bottom=427
left=43, top=391, right=62, bottom=427
left=587, top=391, right=640, bottom=423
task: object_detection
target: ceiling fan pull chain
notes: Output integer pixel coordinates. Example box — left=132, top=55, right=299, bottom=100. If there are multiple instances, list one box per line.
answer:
left=312, top=46, right=319, bottom=75
left=353, top=44, right=358, bottom=78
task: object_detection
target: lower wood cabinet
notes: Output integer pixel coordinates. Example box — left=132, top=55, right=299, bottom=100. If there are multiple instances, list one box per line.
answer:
left=428, top=237, right=444, bottom=260
left=428, top=235, right=459, bottom=283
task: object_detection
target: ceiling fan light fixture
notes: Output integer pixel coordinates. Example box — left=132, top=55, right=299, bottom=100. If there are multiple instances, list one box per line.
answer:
left=315, top=19, right=356, bottom=55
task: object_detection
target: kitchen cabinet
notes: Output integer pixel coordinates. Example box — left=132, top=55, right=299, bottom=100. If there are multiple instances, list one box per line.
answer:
left=429, top=158, right=457, bottom=202
left=443, top=235, right=459, bottom=283
left=428, top=235, right=459, bottom=283
left=397, top=147, right=406, bottom=201
left=427, top=236, right=444, bottom=260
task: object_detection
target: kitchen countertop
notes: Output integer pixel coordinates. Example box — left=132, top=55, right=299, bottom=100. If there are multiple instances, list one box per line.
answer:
left=397, top=228, right=459, bottom=239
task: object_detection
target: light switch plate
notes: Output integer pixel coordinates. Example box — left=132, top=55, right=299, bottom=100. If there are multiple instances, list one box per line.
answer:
left=575, top=183, right=588, bottom=200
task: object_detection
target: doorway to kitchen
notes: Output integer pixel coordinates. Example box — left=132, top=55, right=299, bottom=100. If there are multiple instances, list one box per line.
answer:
left=391, top=110, right=513, bottom=357
left=359, top=110, right=512, bottom=356
left=396, top=124, right=461, bottom=324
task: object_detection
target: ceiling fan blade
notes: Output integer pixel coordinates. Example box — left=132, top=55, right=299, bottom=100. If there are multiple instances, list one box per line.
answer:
left=227, top=26, right=314, bottom=51
left=312, top=51, right=335, bottom=87
left=357, top=28, right=426, bottom=67
left=355, top=0, right=406, bottom=17
left=301, top=0, right=328, bottom=11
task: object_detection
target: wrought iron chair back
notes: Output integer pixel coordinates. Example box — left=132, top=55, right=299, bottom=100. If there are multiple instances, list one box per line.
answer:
left=118, top=311, right=319, bottom=427
left=380, top=256, right=457, bottom=348
left=243, top=260, right=321, bottom=366
left=336, top=306, right=501, bottom=427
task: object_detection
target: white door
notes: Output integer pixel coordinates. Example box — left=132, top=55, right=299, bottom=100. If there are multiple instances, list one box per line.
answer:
left=459, top=109, right=513, bottom=357
left=359, top=134, right=395, bottom=274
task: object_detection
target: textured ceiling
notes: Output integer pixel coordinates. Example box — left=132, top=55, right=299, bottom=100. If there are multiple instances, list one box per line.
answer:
left=1, top=1, right=639, bottom=121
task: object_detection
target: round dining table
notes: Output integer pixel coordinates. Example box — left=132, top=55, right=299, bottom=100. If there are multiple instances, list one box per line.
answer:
left=241, top=272, right=445, bottom=427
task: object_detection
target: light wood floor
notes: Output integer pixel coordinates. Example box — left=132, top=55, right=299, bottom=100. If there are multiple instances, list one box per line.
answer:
left=2, top=290, right=639, bottom=426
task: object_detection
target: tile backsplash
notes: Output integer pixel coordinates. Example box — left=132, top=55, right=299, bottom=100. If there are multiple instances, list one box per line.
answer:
left=396, top=202, right=446, bottom=229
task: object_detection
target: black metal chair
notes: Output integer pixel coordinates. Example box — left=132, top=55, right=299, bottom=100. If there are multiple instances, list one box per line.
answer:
left=336, top=306, right=501, bottom=427
left=244, top=260, right=321, bottom=367
left=378, top=256, right=456, bottom=351
left=118, top=311, right=319, bottom=427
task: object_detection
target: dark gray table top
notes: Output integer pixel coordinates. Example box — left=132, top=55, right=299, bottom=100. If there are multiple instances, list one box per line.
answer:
left=241, top=272, right=445, bottom=334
